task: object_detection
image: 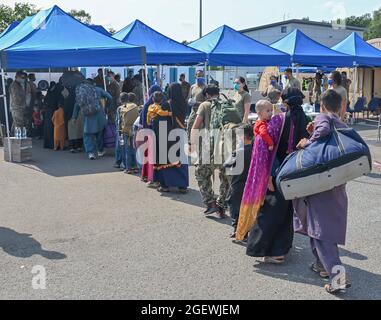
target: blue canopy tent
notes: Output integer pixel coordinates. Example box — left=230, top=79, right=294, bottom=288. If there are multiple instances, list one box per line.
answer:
left=0, top=21, right=20, bottom=39
left=114, top=19, right=206, bottom=65
left=332, top=32, right=381, bottom=67
left=0, top=6, right=146, bottom=69
left=0, top=5, right=147, bottom=161
left=89, top=25, right=111, bottom=37
left=331, top=32, right=381, bottom=108
left=270, top=29, right=354, bottom=67
left=188, top=25, right=290, bottom=67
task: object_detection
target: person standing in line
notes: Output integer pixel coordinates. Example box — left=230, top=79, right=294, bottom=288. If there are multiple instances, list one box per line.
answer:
left=105, top=71, right=121, bottom=123
left=122, top=70, right=135, bottom=93
left=187, top=70, right=207, bottom=141
left=94, top=68, right=105, bottom=88
left=179, top=73, right=191, bottom=102
left=9, top=71, right=31, bottom=134
left=327, top=71, right=348, bottom=118
left=233, top=77, right=252, bottom=123
left=294, top=90, right=351, bottom=294
left=191, top=85, right=229, bottom=218
left=72, top=80, right=109, bottom=160
left=284, top=68, right=302, bottom=91
left=262, top=75, right=282, bottom=98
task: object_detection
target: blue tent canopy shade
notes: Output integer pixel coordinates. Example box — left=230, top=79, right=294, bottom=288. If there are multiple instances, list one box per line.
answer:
left=0, top=6, right=146, bottom=69
left=271, top=29, right=355, bottom=67
left=188, top=25, right=291, bottom=67
left=89, top=25, right=111, bottom=36
left=332, top=32, right=381, bottom=67
left=0, top=21, right=20, bottom=39
left=114, top=20, right=206, bottom=65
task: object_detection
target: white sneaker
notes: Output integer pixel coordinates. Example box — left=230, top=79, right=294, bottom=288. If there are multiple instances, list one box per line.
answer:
left=98, top=151, right=106, bottom=157
left=88, top=153, right=96, bottom=160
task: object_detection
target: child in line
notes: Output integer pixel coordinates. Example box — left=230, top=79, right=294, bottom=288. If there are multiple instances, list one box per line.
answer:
left=52, top=105, right=66, bottom=151
left=225, top=124, right=254, bottom=239
left=295, top=89, right=351, bottom=294
left=254, top=100, right=275, bottom=192
left=147, top=91, right=172, bottom=126
left=118, top=92, right=140, bottom=174
left=32, top=106, right=43, bottom=139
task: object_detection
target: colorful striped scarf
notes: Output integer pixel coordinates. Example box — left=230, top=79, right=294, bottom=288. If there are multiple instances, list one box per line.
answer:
left=236, top=113, right=286, bottom=241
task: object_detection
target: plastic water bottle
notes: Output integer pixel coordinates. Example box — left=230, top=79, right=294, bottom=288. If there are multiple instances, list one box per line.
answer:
left=15, top=127, right=20, bottom=139
left=22, top=127, right=27, bottom=139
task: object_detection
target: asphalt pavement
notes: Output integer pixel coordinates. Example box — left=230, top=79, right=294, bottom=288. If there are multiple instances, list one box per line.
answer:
left=0, top=124, right=380, bottom=300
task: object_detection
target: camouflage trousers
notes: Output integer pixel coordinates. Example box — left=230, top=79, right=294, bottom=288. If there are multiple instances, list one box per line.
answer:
left=195, top=164, right=230, bottom=209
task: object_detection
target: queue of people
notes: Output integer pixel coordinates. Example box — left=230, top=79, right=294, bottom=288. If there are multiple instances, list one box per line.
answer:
left=1, top=68, right=354, bottom=295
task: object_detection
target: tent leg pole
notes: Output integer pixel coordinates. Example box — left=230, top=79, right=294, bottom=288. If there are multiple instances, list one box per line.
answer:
left=144, top=64, right=149, bottom=96
left=103, top=67, right=107, bottom=91
left=49, top=68, right=52, bottom=83
left=353, top=65, right=358, bottom=109
left=1, top=68, right=12, bottom=162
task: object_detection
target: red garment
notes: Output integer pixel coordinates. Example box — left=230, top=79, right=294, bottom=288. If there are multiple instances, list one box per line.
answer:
left=254, top=120, right=274, bottom=147
left=32, top=111, right=42, bottom=127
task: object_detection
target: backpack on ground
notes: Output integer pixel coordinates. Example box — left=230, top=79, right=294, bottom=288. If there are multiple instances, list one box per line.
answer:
left=75, top=82, right=100, bottom=116
left=210, top=93, right=242, bottom=130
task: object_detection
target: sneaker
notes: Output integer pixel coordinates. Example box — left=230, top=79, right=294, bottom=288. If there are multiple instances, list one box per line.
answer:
left=88, top=153, right=96, bottom=160
left=70, top=148, right=76, bottom=154
left=216, top=207, right=227, bottom=219
left=113, top=163, right=121, bottom=169
left=98, top=151, right=106, bottom=158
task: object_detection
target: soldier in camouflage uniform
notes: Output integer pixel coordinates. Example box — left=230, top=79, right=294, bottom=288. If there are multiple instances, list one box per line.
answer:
left=9, top=71, right=31, bottom=133
left=190, top=85, right=230, bottom=218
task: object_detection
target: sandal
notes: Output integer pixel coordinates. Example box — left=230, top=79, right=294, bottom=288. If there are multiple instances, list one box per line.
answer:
left=263, top=256, right=285, bottom=264
left=325, top=280, right=352, bottom=295
left=311, top=262, right=330, bottom=279
left=158, top=186, right=170, bottom=193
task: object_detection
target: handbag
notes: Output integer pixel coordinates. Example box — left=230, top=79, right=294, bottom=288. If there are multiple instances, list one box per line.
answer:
left=276, top=122, right=372, bottom=200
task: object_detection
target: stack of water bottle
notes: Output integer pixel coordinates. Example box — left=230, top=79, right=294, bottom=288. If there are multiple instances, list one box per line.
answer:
left=14, top=127, right=28, bottom=139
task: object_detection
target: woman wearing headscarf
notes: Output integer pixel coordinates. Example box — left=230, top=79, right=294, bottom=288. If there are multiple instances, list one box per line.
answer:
left=140, top=85, right=166, bottom=184
left=235, top=87, right=309, bottom=264
left=43, top=81, right=64, bottom=149
left=152, top=83, right=189, bottom=193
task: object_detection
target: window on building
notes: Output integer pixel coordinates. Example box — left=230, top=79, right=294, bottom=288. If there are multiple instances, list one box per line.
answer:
left=281, top=26, right=287, bottom=33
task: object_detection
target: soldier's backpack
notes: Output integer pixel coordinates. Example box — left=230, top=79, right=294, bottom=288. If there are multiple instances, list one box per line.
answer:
left=209, top=94, right=242, bottom=163
left=210, top=94, right=242, bottom=130
left=75, top=82, right=100, bottom=116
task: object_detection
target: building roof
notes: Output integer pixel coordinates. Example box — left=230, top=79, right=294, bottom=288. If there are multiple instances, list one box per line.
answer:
left=240, top=19, right=366, bottom=34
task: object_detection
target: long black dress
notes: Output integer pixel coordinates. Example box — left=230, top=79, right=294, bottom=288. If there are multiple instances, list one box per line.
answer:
left=246, top=106, right=309, bottom=258
left=43, top=84, right=63, bottom=149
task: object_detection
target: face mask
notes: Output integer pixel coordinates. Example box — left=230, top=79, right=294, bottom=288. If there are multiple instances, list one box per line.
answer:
left=271, top=80, right=277, bottom=86
left=234, top=83, right=241, bottom=91
left=196, top=77, right=205, bottom=85
left=16, top=78, right=26, bottom=84
left=284, top=75, right=289, bottom=80
left=106, top=77, right=112, bottom=82
left=328, top=79, right=333, bottom=86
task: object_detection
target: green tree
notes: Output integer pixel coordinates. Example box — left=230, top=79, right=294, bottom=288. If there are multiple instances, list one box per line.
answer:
left=346, top=14, right=372, bottom=28
left=69, top=9, right=91, bottom=24
left=366, top=8, right=381, bottom=40
left=0, top=2, right=37, bottom=32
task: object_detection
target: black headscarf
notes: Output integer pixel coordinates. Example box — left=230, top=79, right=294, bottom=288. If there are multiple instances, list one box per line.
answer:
left=277, top=88, right=309, bottom=161
left=168, top=83, right=188, bottom=129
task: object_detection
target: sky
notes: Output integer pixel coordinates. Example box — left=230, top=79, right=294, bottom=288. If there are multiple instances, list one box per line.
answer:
left=3, top=0, right=381, bottom=42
